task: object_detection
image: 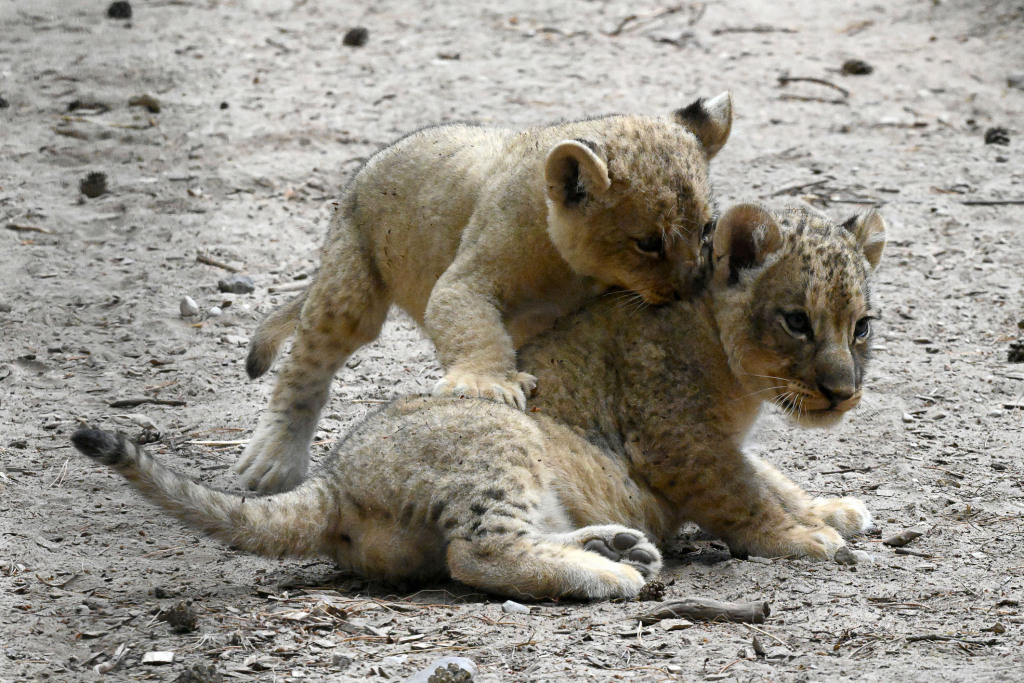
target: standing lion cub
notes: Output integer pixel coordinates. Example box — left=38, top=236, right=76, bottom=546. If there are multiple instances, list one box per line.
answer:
left=238, top=93, right=733, bottom=492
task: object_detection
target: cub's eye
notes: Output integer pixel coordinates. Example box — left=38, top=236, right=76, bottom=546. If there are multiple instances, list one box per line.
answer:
left=781, top=310, right=812, bottom=337
left=634, top=234, right=665, bottom=257
left=854, top=317, right=871, bottom=339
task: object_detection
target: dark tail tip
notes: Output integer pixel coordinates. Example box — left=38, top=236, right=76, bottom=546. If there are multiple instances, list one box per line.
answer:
left=71, top=429, right=127, bottom=465
left=245, top=349, right=270, bottom=379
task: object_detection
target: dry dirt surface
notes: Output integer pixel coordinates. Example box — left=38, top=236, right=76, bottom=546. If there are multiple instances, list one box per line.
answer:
left=2, top=0, right=1023, bottom=680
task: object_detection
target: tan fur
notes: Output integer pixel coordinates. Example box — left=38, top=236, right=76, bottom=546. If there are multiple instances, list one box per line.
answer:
left=73, top=203, right=885, bottom=601
left=238, top=94, right=733, bottom=492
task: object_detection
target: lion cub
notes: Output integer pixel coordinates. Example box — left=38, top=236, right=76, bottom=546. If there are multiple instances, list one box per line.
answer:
left=238, top=93, right=733, bottom=492
left=73, top=203, right=885, bottom=601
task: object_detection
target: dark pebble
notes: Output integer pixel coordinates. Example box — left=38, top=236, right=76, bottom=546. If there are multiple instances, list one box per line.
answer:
left=343, top=26, right=369, bottom=47
left=0, top=96, right=9, bottom=109
left=637, top=580, right=666, bottom=601
left=128, top=93, right=161, bottom=114
left=218, top=274, right=255, bottom=294
left=219, top=101, right=229, bottom=109
left=1008, top=340, right=1024, bottom=363
left=79, top=172, right=108, bottom=198
left=164, top=600, right=198, bottom=633
left=984, top=127, right=1010, bottom=146
left=174, top=664, right=223, bottom=683
left=107, top=1, right=132, bottom=19
left=842, top=59, right=873, bottom=75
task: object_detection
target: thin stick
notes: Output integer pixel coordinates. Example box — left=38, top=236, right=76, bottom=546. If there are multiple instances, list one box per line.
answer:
left=196, top=254, right=241, bottom=272
left=906, top=634, right=998, bottom=646
left=109, top=397, right=187, bottom=408
left=637, top=597, right=770, bottom=625
left=742, top=622, right=786, bottom=645
left=6, top=223, right=52, bottom=234
left=712, top=25, right=797, bottom=35
left=778, top=75, right=850, bottom=97
left=771, top=178, right=831, bottom=196
left=779, top=94, right=847, bottom=105
left=961, top=199, right=1024, bottom=206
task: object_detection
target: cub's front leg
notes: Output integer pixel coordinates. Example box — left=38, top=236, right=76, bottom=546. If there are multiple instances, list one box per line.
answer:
left=747, top=453, right=873, bottom=538
left=424, top=266, right=537, bottom=410
left=681, top=447, right=863, bottom=560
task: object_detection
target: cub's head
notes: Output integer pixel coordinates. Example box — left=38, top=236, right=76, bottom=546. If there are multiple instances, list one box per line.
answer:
left=543, top=92, right=732, bottom=304
left=711, top=203, right=887, bottom=427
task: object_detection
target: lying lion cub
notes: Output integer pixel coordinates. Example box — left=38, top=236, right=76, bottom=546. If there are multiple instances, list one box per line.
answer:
left=73, top=203, right=885, bottom=600
left=238, top=93, right=732, bottom=492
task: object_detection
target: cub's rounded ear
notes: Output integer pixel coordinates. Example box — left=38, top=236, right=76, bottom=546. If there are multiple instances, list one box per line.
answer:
left=673, top=91, right=733, bottom=160
left=712, top=203, right=783, bottom=286
left=544, top=139, right=611, bottom=207
left=842, top=210, right=887, bottom=271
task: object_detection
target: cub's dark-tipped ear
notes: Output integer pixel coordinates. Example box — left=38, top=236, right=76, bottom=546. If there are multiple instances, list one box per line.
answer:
left=673, top=91, right=733, bottom=160
left=544, top=139, right=611, bottom=207
left=72, top=429, right=129, bottom=466
left=841, top=210, right=887, bottom=271
left=712, top=203, right=783, bottom=285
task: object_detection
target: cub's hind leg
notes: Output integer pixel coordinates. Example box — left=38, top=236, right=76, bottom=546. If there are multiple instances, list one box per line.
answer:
left=237, top=220, right=389, bottom=493
left=446, top=524, right=661, bottom=601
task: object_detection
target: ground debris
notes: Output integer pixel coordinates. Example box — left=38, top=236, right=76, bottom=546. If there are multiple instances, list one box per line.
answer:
left=174, top=664, right=224, bottom=683
left=883, top=527, right=926, bottom=547
left=406, top=656, right=477, bottom=683
left=842, top=59, right=874, bottom=75
left=79, top=172, right=108, bottom=198
left=107, top=1, right=131, bottom=19
left=637, top=580, right=666, bottom=601
left=163, top=600, right=198, bottom=633
left=984, top=127, right=1010, bottom=145
left=343, top=27, right=369, bottom=47
left=638, top=597, right=770, bottom=625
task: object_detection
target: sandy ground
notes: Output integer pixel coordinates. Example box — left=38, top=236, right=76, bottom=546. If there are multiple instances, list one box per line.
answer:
left=2, top=0, right=1023, bottom=680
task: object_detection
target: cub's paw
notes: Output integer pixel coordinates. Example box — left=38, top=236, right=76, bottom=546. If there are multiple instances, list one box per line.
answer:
left=565, top=525, right=663, bottom=579
left=778, top=524, right=846, bottom=560
left=810, top=497, right=873, bottom=537
left=433, top=370, right=531, bottom=410
left=234, top=425, right=308, bottom=493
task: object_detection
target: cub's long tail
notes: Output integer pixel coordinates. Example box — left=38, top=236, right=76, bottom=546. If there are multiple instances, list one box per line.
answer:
left=246, top=291, right=306, bottom=379
left=72, top=429, right=336, bottom=559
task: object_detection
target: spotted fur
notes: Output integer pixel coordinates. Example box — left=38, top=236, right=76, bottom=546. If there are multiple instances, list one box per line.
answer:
left=72, top=204, right=884, bottom=600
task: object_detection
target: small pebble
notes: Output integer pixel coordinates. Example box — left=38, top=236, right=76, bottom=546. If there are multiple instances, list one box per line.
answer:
left=501, top=600, right=530, bottom=614
left=1008, top=74, right=1024, bottom=90
left=1008, top=340, right=1024, bottom=363
left=839, top=547, right=874, bottom=566
left=174, top=664, right=223, bottom=683
left=984, top=127, right=1010, bottom=146
left=129, top=93, right=161, bottom=113
left=179, top=296, right=199, bottom=317
left=218, top=274, right=255, bottom=294
left=842, top=59, right=873, bottom=75
left=79, top=172, right=108, bottom=198
left=406, top=657, right=477, bottom=683
left=107, top=1, right=132, bottom=19
left=0, top=96, right=9, bottom=109
left=164, top=601, right=198, bottom=633
left=343, top=26, right=369, bottom=47
left=208, top=306, right=222, bottom=317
